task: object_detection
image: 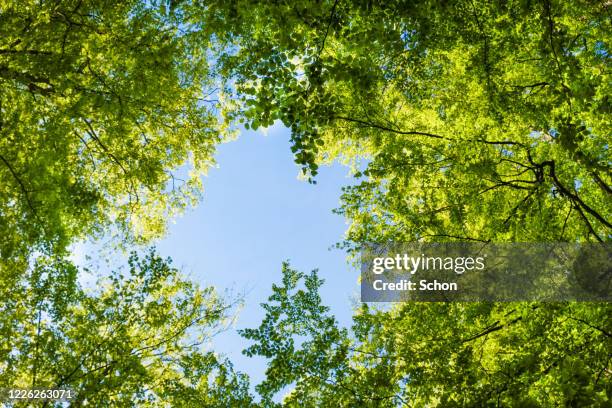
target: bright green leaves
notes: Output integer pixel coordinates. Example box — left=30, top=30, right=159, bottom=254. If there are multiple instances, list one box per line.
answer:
left=0, top=249, right=252, bottom=407
left=1, top=1, right=609, bottom=406
left=0, top=0, right=224, bottom=262
left=240, top=262, right=353, bottom=406
left=210, top=0, right=611, bottom=244
left=244, top=267, right=612, bottom=406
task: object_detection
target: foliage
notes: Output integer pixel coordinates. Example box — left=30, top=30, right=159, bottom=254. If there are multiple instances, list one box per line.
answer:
left=211, top=0, right=611, bottom=244
left=243, top=263, right=611, bottom=407
left=221, top=2, right=611, bottom=405
left=0, top=0, right=226, bottom=262
left=240, top=262, right=351, bottom=407
left=0, top=250, right=254, bottom=407
left=1, top=0, right=610, bottom=406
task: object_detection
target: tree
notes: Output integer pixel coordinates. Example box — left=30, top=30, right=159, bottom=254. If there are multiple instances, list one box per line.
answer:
left=207, top=3, right=611, bottom=404
left=0, top=0, right=227, bottom=263
left=0, top=250, right=254, bottom=407
left=2, top=1, right=610, bottom=405
left=0, top=4, right=259, bottom=404
left=242, top=263, right=611, bottom=406
left=210, top=0, right=610, bottom=245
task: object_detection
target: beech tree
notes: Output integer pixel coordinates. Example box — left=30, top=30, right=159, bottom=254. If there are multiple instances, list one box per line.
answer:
left=0, top=0, right=226, bottom=263
left=0, top=250, right=254, bottom=407
left=1, top=1, right=610, bottom=406
left=0, top=5, right=243, bottom=403
left=207, top=1, right=612, bottom=405
left=242, top=263, right=611, bottom=407
left=210, top=0, right=611, bottom=245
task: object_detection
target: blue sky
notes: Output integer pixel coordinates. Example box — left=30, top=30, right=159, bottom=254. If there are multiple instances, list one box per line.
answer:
left=151, top=123, right=359, bottom=385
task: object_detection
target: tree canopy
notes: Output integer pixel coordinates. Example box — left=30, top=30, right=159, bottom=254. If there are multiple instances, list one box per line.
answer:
left=0, top=0, right=225, bottom=263
left=211, top=0, right=611, bottom=245
left=0, top=3, right=247, bottom=405
left=0, top=0, right=610, bottom=406
left=242, top=263, right=611, bottom=407
left=1, top=250, right=253, bottom=407
left=207, top=1, right=611, bottom=405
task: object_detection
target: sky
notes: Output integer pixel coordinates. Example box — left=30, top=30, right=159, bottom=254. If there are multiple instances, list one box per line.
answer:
left=70, top=122, right=360, bottom=388
left=148, top=123, right=360, bottom=386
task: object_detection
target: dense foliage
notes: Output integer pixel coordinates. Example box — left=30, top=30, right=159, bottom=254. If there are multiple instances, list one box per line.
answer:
left=0, top=251, right=253, bottom=407
left=0, top=0, right=224, bottom=263
left=242, top=263, right=611, bottom=406
left=0, top=0, right=610, bottom=406
left=0, top=2, right=243, bottom=406
left=212, top=0, right=610, bottom=245
left=209, top=1, right=612, bottom=406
